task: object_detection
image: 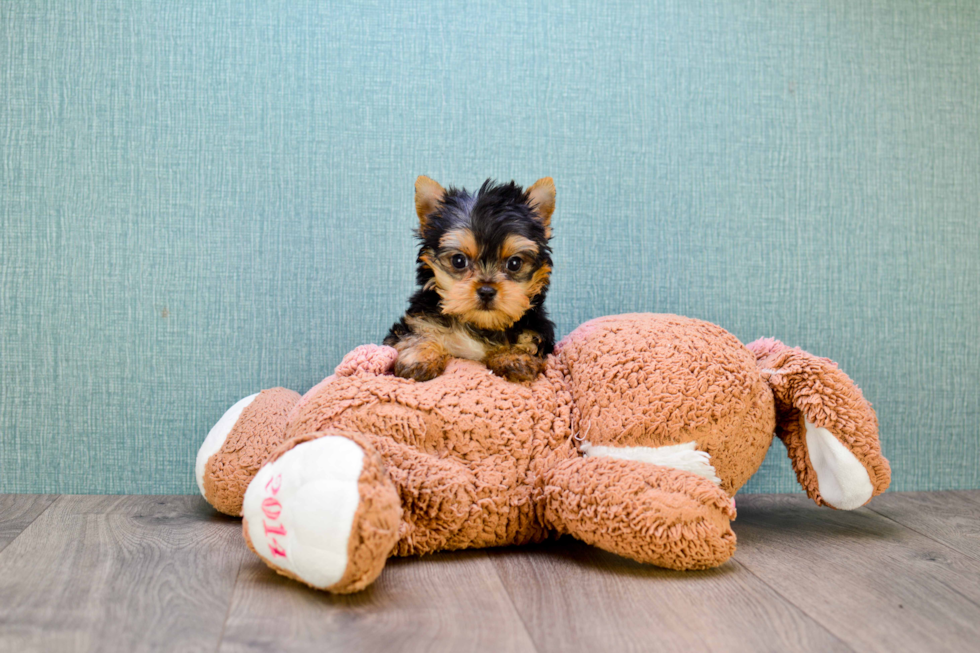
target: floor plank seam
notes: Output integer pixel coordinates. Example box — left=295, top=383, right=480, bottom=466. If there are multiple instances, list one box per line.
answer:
left=212, top=545, right=247, bottom=653
left=865, top=506, right=980, bottom=566
left=488, top=552, right=543, bottom=653
left=949, top=491, right=980, bottom=507
left=0, top=494, right=62, bottom=556
left=937, top=578, right=980, bottom=613
left=729, top=558, right=858, bottom=652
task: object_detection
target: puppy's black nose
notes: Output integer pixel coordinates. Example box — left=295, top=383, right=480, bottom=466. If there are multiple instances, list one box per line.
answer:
left=477, top=285, right=497, bottom=302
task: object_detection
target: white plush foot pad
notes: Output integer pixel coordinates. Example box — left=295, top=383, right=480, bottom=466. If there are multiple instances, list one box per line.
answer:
left=804, top=419, right=874, bottom=510
left=242, top=436, right=365, bottom=589
left=196, top=393, right=259, bottom=497
left=580, top=440, right=722, bottom=485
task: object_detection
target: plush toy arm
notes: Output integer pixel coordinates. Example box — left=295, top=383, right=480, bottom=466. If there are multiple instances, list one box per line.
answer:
left=748, top=338, right=891, bottom=510
left=542, top=456, right=737, bottom=570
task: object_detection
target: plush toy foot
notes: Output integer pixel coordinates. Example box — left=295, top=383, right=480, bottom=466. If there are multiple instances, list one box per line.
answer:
left=241, top=431, right=402, bottom=593
left=544, top=456, right=737, bottom=570
left=196, top=387, right=300, bottom=516
left=748, top=338, right=891, bottom=509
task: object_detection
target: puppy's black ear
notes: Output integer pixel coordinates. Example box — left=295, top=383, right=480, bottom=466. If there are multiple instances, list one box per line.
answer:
left=526, top=177, right=555, bottom=238
left=415, top=176, right=445, bottom=230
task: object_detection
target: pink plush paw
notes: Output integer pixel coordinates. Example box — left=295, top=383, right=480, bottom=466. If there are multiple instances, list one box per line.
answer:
left=335, top=345, right=398, bottom=377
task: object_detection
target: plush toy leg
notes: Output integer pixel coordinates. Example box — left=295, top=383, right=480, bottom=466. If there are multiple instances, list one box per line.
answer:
left=366, top=439, right=479, bottom=556
left=241, top=431, right=402, bottom=594
left=748, top=338, right=891, bottom=510
left=543, top=456, right=737, bottom=570
left=197, top=388, right=301, bottom=516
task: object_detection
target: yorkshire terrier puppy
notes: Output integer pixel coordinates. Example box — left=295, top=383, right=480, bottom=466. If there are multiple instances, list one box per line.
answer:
left=384, top=176, right=556, bottom=383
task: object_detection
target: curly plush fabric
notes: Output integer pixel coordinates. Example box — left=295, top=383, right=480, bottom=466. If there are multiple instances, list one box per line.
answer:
left=198, top=313, right=891, bottom=592
left=543, top=456, right=737, bottom=570
left=555, top=314, right=775, bottom=496
left=201, top=387, right=299, bottom=516
left=747, top=338, right=891, bottom=507
left=242, top=430, right=403, bottom=593
left=285, top=355, right=572, bottom=553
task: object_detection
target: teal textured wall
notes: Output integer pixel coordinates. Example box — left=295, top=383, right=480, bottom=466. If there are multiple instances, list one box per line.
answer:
left=2, top=1, right=978, bottom=494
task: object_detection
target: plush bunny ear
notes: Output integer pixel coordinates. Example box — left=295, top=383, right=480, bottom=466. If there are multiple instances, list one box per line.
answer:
left=415, top=176, right=445, bottom=230
left=526, top=177, right=555, bottom=238
left=748, top=339, right=891, bottom=510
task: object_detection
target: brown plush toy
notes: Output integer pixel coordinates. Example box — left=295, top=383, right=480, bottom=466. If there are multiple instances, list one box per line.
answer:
left=196, top=313, right=890, bottom=593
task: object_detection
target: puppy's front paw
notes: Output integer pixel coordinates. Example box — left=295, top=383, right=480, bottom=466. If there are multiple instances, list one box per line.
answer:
left=393, top=340, right=449, bottom=382
left=394, top=358, right=447, bottom=382
left=484, top=348, right=546, bottom=383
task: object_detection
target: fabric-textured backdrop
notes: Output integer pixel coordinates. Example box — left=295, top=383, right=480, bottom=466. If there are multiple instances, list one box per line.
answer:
left=2, top=1, right=978, bottom=494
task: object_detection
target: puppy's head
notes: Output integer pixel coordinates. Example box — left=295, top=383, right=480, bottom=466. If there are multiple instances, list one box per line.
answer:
left=413, top=176, right=555, bottom=330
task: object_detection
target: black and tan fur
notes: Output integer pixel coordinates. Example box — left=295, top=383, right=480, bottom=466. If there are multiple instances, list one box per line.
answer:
left=384, top=176, right=557, bottom=383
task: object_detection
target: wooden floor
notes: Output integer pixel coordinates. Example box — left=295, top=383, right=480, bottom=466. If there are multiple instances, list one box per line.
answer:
left=0, top=492, right=978, bottom=652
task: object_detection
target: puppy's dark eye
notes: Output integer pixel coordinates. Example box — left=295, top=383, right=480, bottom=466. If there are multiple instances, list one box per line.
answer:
left=451, top=254, right=468, bottom=270
left=506, top=256, right=523, bottom=272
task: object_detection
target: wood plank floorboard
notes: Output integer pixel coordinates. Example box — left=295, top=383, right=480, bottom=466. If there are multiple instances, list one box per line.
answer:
left=1, top=491, right=979, bottom=652
left=866, top=490, right=980, bottom=563
left=0, top=495, right=247, bottom=653
left=0, top=494, right=58, bottom=552
left=731, top=493, right=980, bottom=653
left=219, top=549, right=537, bottom=653
left=491, top=539, right=849, bottom=653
